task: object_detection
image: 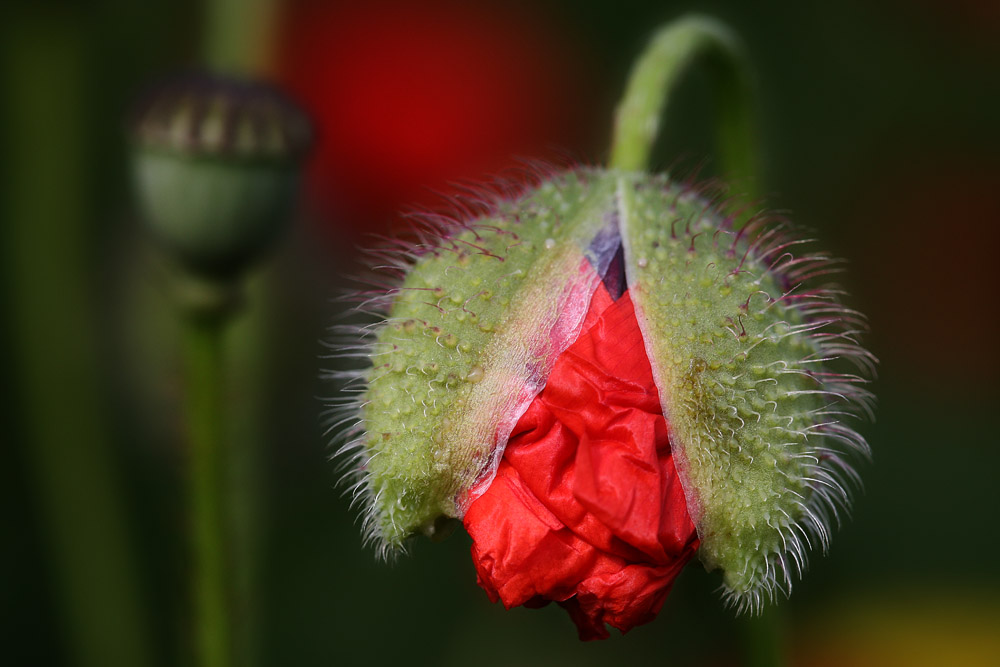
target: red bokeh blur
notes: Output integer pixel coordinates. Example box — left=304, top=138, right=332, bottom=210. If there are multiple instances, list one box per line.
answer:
left=276, top=0, right=596, bottom=242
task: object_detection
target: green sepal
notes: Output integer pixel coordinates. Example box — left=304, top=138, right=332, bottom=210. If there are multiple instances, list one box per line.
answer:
left=345, top=169, right=872, bottom=613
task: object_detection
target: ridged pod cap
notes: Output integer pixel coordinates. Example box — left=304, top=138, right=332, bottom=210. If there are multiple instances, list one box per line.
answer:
left=332, top=168, right=874, bottom=610
left=129, top=74, right=312, bottom=278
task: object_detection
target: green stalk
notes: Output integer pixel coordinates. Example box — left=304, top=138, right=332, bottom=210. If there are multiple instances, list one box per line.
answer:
left=183, top=313, right=231, bottom=667
left=609, top=14, right=760, bottom=197
left=739, top=606, right=786, bottom=667
left=225, top=275, right=270, bottom=667
left=611, top=15, right=780, bottom=665
left=203, top=0, right=281, bottom=75
left=1, top=13, right=152, bottom=667
left=195, top=4, right=281, bottom=667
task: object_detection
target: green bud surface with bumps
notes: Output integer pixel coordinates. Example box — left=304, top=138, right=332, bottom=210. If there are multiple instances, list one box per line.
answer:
left=332, top=168, right=873, bottom=610
left=618, top=175, right=873, bottom=610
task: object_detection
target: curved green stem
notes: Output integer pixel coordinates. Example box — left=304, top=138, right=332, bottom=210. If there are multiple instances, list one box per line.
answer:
left=609, top=14, right=760, bottom=197
left=184, top=315, right=231, bottom=667
left=614, top=15, right=779, bottom=665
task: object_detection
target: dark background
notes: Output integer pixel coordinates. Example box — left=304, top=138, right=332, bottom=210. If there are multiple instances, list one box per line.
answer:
left=3, top=1, right=998, bottom=665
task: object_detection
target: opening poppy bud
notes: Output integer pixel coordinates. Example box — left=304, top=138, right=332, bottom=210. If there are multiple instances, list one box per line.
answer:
left=332, top=167, right=874, bottom=628
left=129, top=73, right=312, bottom=279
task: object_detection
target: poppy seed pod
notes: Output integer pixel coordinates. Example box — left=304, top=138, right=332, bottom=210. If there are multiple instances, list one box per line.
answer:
left=330, top=167, right=875, bottom=625
left=129, top=74, right=311, bottom=279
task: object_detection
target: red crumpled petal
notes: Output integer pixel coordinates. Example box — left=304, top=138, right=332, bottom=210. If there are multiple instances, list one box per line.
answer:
left=464, top=281, right=700, bottom=640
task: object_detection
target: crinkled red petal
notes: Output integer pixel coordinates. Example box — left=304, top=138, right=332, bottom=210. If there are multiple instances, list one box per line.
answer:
left=464, top=283, right=699, bottom=640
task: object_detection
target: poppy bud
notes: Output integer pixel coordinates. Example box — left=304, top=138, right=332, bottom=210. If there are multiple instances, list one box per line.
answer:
left=332, top=167, right=874, bottom=623
left=129, top=74, right=311, bottom=279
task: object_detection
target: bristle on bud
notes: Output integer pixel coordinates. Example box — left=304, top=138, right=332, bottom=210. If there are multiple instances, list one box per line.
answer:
left=325, top=167, right=875, bottom=606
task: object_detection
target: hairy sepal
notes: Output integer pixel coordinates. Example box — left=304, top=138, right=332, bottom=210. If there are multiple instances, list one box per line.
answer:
left=344, top=171, right=617, bottom=553
left=333, top=168, right=874, bottom=603
left=618, top=172, right=873, bottom=612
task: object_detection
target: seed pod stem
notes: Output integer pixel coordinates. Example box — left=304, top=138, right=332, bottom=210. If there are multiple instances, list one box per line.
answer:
left=183, top=313, right=232, bottom=667
left=609, top=14, right=759, bottom=196
left=203, top=0, right=280, bottom=75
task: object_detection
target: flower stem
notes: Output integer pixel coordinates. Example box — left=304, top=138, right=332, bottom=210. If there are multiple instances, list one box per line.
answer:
left=613, top=15, right=781, bottom=664
left=739, top=606, right=786, bottom=667
left=2, top=13, right=153, bottom=667
left=203, top=0, right=280, bottom=75
left=198, top=3, right=280, bottom=665
left=609, top=14, right=759, bottom=196
left=183, top=312, right=232, bottom=667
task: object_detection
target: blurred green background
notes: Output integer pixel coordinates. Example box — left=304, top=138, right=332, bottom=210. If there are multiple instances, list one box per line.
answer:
left=3, top=1, right=999, bottom=666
